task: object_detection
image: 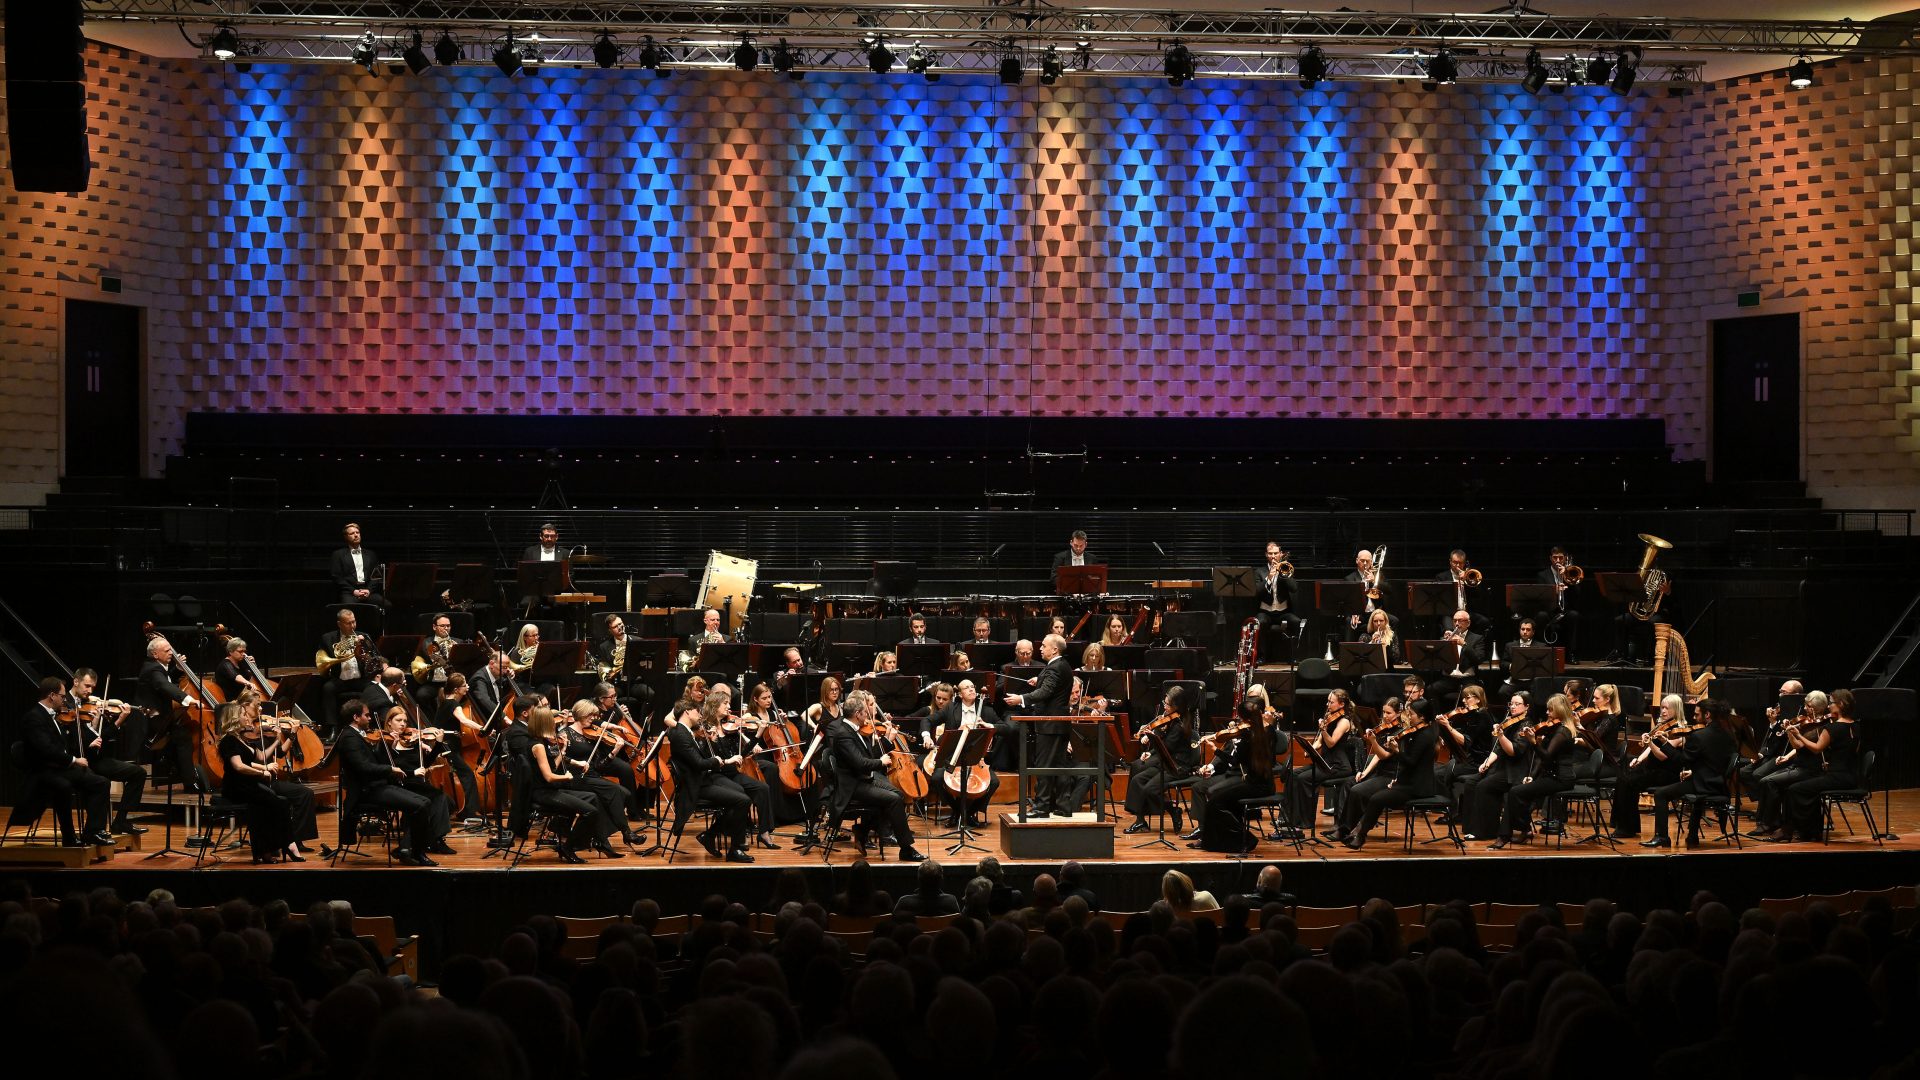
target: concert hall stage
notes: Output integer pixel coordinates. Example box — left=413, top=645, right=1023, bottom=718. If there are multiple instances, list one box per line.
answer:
left=6, top=789, right=1918, bottom=975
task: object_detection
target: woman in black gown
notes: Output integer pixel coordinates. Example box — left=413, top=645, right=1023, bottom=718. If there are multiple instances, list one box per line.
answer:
left=217, top=702, right=299, bottom=863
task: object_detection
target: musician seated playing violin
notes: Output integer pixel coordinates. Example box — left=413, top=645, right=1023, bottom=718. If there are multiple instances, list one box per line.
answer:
left=1332, top=697, right=1441, bottom=850
left=1187, top=698, right=1278, bottom=854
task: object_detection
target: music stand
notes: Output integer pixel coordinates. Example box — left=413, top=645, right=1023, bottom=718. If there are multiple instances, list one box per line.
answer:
left=861, top=675, right=923, bottom=717
left=1506, top=584, right=1558, bottom=615
left=448, top=641, right=491, bottom=674
left=1212, top=566, right=1258, bottom=599
left=448, top=563, right=495, bottom=610
left=529, top=641, right=588, bottom=687
left=1156, top=612, right=1216, bottom=648
left=1056, top=565, right=1108, bottom=597
left=1078, top=669, right=1130, bottom=705
left=518, top=561, right=568, bottom=603
left=385, top=562, right=440, bottom=610
left=967, top=642, right=1015, bottom=668
left=1596, top=572, right=1644, bottom=606
left=1335, top=642, right=1390, bottom=677
left=269, top=671, right=314, bottom=720
left=1102, top=643, right=1148, bottom=670
left=930, top=726, right=994, bottom=855
left=1145, top=646, right=1208, bottom=679
left=895, top=643, right=953, bottom=678
left=825, top=643, right=874, bottom=675
left=645, top=574, right=698, bottom=607
left=1407, top=583, right=1457, bottom=619
left=1507, top=645, right=1557, bottom=681
left=1404, top=640, right=1462, bottom=672
left=696, top=643, right=749, bottom=678
left=376, top=634, right=421, bottom=666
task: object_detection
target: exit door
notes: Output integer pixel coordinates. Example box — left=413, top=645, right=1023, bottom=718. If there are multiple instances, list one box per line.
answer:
left=63, top=299, right=143, bottom=477
left=1711, top=313, right=1800, bottom=483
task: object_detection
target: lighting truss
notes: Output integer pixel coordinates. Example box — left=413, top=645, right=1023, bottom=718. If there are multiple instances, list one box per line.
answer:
left=81, top=2, right=1920, bottom=81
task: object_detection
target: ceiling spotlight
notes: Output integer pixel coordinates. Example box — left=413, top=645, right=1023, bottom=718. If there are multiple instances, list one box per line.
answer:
left=590, top=34, right=620, bottom=69
left=906, top=45, right=936, bottom=79
left=867, top=37, right=895, bottom=74
left=1164, top=42, right=1195, bottom=87
left=638, top=36, right=669, bottom=75
left=1040, top=46, right=1063, bottom=85
left=520, top=35, right=543, bottom=67
left=492, top=35, right=521, bottom=77
left=732, top=35, right=758, bottom=72
left=1586, top=54, right=1613, bottom=86
left=1522, top=48, right=1548, bottom=94
left=1425, top=46, right=1457, bottom=85
left=1787, top=55, right=1814, bottom=88
left=773, top=39, right=800, bottom=78
left=1076, top=40, right=1093, bottom=70
left=210, top=25, right=239, bottom=60
left=1667, top=67, right=1690, bottom=98
left=1297, top=45, right=1327, bottom=89
left=401, top=31, right=430, bottom=74
left=351, top=31, right=379, bottom=73
left=1609, top=48, right=1638, bottom=94
left=998, top=48, right=1023, bottom=85
left=433, top=32, right=460, bottom=67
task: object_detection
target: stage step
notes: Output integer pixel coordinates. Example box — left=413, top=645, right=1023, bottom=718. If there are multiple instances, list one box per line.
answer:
left=997, top=811, right=1115, bottom=860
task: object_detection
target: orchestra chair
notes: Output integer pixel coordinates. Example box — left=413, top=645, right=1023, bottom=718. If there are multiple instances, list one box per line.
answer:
left=659, top=761, right=725, bottom=865
left=1353, top=673, right=1402, bottom=709
left=1614, top=685, right=1648, bottom=720
left=1400, top=794, right=1464, bottom=852
left=1820, top=750, right=1882, bottom=846
left=1553, top=750, right=1616, bottom=850
left=416, top=611, right=477, bottom=639
left=506, top=804, right=572, bottom=868
left=1668, top=762, right=1743, bottom=849
left=2, top=741, right=75, bottom=845
left=192, top=792, right=252, bottom=867
left=327, top=804, right=404, bottom=866
left=322, top=602, right=385, bottom=639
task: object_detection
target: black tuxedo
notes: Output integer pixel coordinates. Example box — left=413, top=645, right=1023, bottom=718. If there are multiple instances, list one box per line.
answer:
left=823, top=717, right=917, bottom=854
left=318, top=630, right=377, bottom=734
left=131, top=658, right=194, bottom=781
left=360, top=682, right=405, bottom=720
left=1533, top=568, right=1583, bottom=659
left=19, top=702, right=109, bottom=841
left=333, top=726, right=448, bottom=853
left=1016, top=655, right=1086, bottom=814
left=468, top=671, right=517, bottom=728
left=1652, top=724, right=1737, bottom=841
left=63, top=694, right=147, bottom=827
left=1449, top=631, right=1487, bottom=671
left=330, top=545, right=384, bottom=605
left=521, top=544, right=562, bottom=564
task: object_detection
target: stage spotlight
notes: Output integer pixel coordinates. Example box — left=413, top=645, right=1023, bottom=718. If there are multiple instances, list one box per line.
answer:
left=434, top=31, right=461, bottom=67
left=1586, top=54, right=1612, bottom=86
left=1076, top=39, right=1093, bottom=70
left=1522, top=48, right=1548, bottom=94
left=1425, top=46, right=1456, bottom=85
left=1040, top=46, right=1063, bottom=85
left=999, top=48, right=1024, bottom=85
left=492, top=36, right=521, bottom=77
left=1164, top=42, right=1194, bottom=87
left=1609, top=48, right=1638, bottom=94
left=401, top=31, right=431, bottom=73
left=210, top=25, right=240, bottom=60
left=638, top=36, right=669, bottom=75
left=773, top=39, right=801, bottom=78
left=906, top=45, right=937, bottom=79
left=520, top=35, right=543, bottom=68
left=1787, top=55, right=1814, bottom=88
left=592, top=33, right=621, bottom=69
left=732, top=35, right=758, bottom=72
left=352, top=31, right=379, bottom=73
left=867, top=37, right=896, bottom=74
left=1298, top=45, right=1327, bottom=89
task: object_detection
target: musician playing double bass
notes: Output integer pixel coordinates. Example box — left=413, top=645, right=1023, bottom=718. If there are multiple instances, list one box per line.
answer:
left=135, top=637, right=202, bottom=788
left=213, top=638, right=259, bottom=701
left=69, top=667, right=148, bottom=835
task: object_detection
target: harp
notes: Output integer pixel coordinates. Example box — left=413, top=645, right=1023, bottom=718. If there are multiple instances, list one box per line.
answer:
left=1651, top=624, right=1714, bottom=707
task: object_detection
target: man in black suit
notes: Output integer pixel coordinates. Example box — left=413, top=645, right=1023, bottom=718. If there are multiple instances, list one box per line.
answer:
left=69, top=667, right=148, bottom=834
left=1004, top=634, right=1080, bottom=817
left=1050, top=530, right=1101, bottom=589
left=1441, top=609, right=1487, bottom=675
left=329, top=522, right=384, bottom=608
left=467, top=650, right=517, bottom=726
left=1534, top=545, right=1583, bottom=661
left=1255, top=541, right=1303, bottom=657
left=331, top=700, right=450, bottom=865
left=824, top=690, right=925, bottom=861
left=318, top=609, right=378, bottom=737
left=662, top=704, right=754, bottom=862
left=1497, top=618, right=1542, bottom=701
left=923, top=679, right=1002, bottom=827
left=1432, top=549, right=1493, bottom=639
left=1344, top=547, right=1388, bottom=633
left=133, top=637, right=201, bottom=788
left=590, top=614, right=656, bottom=716
left=360, top=667, right=411, bottom=723
left=900, top=614, right=938, bottom=647
left=522, top=522, right=562, bottom=565
left=21, top=677, right=112, bottom=846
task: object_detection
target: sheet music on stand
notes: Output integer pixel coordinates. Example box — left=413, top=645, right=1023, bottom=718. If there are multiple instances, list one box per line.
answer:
left=1056, top=565, right=1109, bottom=597
left=1335, top=641, right=1391, bottom=676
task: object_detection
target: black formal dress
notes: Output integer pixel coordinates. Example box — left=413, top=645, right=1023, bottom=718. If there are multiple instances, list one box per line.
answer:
left=711, top=725, right=776, bottom=840
left=329, top=545, right=384, bottom=607
left=1463, top=720, right=1530, bottom=839
left=1611, top=727, right=1688, bottom=837
left=1784, top=721, right=1864, bottom=840
left=529, top=740, right=611, bottom=852
left=559, top=728, right=633, bottom=839
left=1286, top=717, right=1357, bottom=830
left=1192, top=734, right=1275, bottom=852
left=1338, top=723, right=1442, bottom=846
left=1651, top=724, right=1736, bottom=842
left=219, top=733, right=297, bottom=860
left=333, top=729, right=450, bottom=856
left=1434, top=707, right=1493, bottom=795
left=1124, top=718, right=1198, bottom=823
left=20, top=702, right=109, bottom=842
left=212, top=658, right=250, bottom=702
left=823, top=717, right=920, bottom=857
left=430, top=698, right=485, bottom=820
left=1499, top=725, right=1577, bottom=841
left=1758, top=724, right=1833, bottom=833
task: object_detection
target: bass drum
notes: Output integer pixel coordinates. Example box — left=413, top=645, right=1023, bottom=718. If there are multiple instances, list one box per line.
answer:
left=697, top=551, right=758, bottom=635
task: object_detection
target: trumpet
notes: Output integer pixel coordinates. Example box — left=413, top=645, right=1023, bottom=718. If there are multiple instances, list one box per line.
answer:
left=1561, top=565, right=1584, bottom=585
left=1273, top=552, right=1295, bottom=579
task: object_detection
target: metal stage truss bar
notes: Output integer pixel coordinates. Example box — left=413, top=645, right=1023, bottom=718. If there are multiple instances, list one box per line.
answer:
left=78, top=3, right=1920, bottom=80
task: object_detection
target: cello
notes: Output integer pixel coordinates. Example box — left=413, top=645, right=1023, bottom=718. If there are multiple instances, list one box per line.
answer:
left=864, top=712, right=929, bottom=801
left=921, top=720, right=995, bottom=803
left=758, top=709, right=816, bottom=795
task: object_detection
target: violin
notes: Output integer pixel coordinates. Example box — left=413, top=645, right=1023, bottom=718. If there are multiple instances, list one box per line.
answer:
left=1197, top=720, right=1252, bottom=745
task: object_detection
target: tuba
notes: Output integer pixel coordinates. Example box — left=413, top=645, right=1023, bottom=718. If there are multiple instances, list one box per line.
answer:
left=1627, top=533, right=1673, bottom=621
